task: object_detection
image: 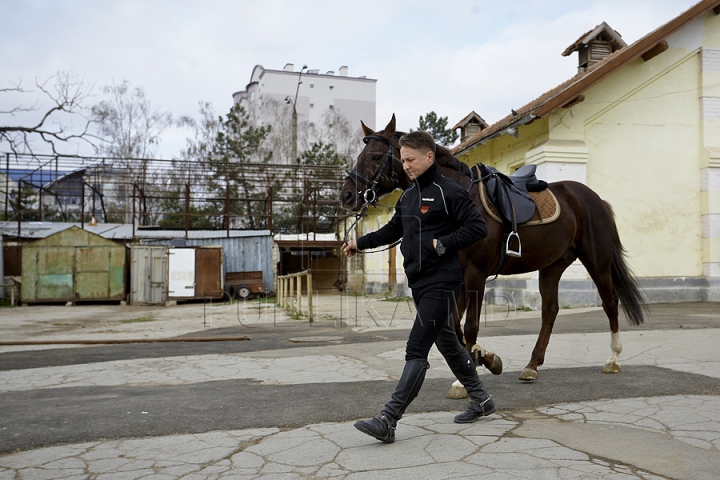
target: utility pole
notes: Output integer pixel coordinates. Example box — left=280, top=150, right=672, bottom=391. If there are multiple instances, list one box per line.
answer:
left=287, top=65, right=307, bottom=162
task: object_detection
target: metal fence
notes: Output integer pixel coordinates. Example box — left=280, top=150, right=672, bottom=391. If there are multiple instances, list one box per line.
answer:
left=2, top=152, right=349, bottom=238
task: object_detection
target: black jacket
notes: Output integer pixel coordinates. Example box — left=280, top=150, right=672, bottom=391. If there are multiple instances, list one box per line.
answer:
left=356, top=162, right=488, bottom=288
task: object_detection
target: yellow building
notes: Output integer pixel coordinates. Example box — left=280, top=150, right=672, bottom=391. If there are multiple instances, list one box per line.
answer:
left=355, top=1, right=720, bottom=305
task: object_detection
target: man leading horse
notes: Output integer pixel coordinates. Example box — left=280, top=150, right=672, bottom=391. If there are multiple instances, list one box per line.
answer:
left=342, top=130, right=496, bottom=443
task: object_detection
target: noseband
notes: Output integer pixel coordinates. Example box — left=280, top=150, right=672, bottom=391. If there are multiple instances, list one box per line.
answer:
left=345, top=135, right=397, bottom=206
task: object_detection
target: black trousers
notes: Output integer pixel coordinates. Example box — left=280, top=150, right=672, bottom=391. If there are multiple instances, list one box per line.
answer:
left=405, top=282, right=467, bottom=362
left=380, top=282, right=488, bottom=423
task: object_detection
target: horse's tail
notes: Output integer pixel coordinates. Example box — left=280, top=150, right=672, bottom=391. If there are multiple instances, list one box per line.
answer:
left=605, top=201, right=647, bottom=326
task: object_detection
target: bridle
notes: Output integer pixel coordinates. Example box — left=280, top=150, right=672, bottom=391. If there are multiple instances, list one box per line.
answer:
left=343, top=134, right=401, bottom=250
left=345, top=134, right=398, bottom=207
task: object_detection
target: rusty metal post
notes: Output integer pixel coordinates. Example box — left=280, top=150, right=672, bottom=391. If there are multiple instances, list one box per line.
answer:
left=307, top=270, right=313, bottom=323
left=81, top=180, right=85, bottom=229
left=132, top=183, right=137, bottom=238
left=4, top=153, right=9, bottom=220
left=184, top=183, right=190, bottom=239
left=313, top=189, right=317, bottom=241
left=267, top=185, right=273, bottom=232
left=17, top=180, right=22, bottom=237
left=225, top=176, right=230, bottom=238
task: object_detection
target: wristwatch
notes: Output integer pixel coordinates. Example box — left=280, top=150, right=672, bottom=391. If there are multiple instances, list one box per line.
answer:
left=435, top=239, right=446, bottom=256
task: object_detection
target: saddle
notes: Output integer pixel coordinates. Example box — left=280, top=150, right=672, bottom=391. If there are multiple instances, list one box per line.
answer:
left=471, top=163, right=557, bottom=260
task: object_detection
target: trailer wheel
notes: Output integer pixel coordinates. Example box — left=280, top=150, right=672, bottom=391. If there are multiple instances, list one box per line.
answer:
left=237, top=284, right=253, bottom=300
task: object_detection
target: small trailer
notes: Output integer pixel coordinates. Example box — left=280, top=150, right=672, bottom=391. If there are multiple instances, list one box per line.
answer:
left=225, top=271, right=264, bottom=300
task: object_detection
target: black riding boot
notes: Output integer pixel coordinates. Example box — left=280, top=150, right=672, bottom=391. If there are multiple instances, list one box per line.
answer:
left=354, top=359, right=429, bottom=443
left=445, top=350, right=496, bottom=423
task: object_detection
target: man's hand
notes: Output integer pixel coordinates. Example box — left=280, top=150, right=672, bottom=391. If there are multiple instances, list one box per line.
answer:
left=341, top=239, right=358, bottom=257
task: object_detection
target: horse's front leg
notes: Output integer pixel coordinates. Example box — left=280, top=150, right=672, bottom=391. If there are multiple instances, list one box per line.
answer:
left=447, top=284, right=502, bottom=400
left=463, top=286, right=502, bottom=376
left=520, top=262, right=568, bottom=381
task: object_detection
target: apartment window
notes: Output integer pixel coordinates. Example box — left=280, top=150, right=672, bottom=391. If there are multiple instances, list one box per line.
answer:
left=329, top=85, right=334, bottom=90
left=329, top=105, right=334, bottom=110
left=309, top=122, right=315, bottom=128
left=309, top=84, right=315, bottom=89
left=310, top=103, right=314, bottom=108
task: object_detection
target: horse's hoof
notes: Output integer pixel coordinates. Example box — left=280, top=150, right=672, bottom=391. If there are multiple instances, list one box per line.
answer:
left=488, top=353, right=503, bottom=375
left=519, top=368, right=539, bottom=381
left=602, top=363, right=621, bottom=373
left=447, top=381, right=469, bottom=399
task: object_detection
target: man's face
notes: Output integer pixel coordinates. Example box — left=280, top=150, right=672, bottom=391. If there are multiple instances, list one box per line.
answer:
left=400, top=145, right=434, bottom=181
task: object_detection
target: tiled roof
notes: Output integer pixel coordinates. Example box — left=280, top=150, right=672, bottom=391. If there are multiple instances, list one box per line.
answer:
left=453, top=0, right=720, bottom=156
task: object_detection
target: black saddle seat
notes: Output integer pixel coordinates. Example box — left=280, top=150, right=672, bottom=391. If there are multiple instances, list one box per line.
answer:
left=509, top=164, right=548, bottom=193
left=474, top=164, right=548, bottom=225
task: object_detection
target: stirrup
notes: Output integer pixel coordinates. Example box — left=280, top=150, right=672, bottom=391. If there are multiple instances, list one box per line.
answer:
left=506, top=231, right=521, bottom=258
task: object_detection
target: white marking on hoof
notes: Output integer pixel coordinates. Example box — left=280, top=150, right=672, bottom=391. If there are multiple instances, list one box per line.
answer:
left=602, top=362, right=621, bottom=373
left=519, top=368, right=539, bottom=381
left=604, top=332, right=623, bottom=374
left=447, top=380, right=469, bottom=399
left=470, top=343, right=486, bottom=358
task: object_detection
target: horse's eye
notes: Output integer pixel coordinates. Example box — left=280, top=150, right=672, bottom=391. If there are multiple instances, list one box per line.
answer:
left=373, top=155, right=381, bottom=161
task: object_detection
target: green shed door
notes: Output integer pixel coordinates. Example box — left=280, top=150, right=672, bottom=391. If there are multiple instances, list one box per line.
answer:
left=74, top=247, right=110, bottom=299
left=36, top=247, right=74, bottom=301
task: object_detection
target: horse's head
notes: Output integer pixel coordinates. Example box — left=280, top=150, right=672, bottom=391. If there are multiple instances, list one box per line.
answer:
left=339, top=114, right=411, bottom=211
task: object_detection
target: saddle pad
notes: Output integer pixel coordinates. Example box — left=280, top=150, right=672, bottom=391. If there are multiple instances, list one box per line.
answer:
left=478, top=182, right=561, bottom=226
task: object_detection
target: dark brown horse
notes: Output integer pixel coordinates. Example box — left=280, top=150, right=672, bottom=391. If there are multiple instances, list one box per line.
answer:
left=340, top=115, right=646, bottom=389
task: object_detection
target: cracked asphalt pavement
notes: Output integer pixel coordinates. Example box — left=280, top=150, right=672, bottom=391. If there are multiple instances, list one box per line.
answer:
left=0, top=298, right=719, bottom=479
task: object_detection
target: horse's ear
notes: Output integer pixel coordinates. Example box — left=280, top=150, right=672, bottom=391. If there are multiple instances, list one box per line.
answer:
left=361, top=120, right=375, bottom=137
left=385, top=114, right=396, bottom=135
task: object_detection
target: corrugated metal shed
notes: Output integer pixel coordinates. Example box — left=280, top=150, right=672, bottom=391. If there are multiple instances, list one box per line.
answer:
left=21, top=226, right=126, bottom=303
left=0, top=221, right=269, bottom=241
left=185, top=237, right=274, bottom=292
left=4, top=222, right=275, bottom=293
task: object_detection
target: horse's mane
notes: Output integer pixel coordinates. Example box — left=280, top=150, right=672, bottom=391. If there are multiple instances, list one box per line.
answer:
left=436, top=144, right=471, bottom=177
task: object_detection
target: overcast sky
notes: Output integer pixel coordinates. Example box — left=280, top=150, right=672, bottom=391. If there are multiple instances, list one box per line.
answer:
left=1, top=0, right=700, bottom=159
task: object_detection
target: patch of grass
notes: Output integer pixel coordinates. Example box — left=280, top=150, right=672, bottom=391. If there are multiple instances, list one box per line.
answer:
left=515, top=306, right=533, bottom=312
left=120, top=316, right=155, bottom=324
left=255, top=296, right=276, bottom=304
left=381, top=294, right=412, bottom=302
left=0, top=298, right=14, bottom=308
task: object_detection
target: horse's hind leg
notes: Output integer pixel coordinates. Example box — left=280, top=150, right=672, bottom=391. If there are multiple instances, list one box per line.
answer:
left=581, top=259, right=621, bottom=373
left=520, top=254, right=575, bottom=381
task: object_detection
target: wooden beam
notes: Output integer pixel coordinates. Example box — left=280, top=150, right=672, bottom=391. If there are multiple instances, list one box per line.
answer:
left=561, top=95, right=585, bottom=109
left=714, top=4, right=720, bottom=15
left=641, top=40, right=669, bottom=62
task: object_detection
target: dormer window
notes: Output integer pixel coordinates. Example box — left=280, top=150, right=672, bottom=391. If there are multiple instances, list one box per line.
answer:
left=562, top=22, right=627, bottom=73
left=453, top=111, right=489, bottom=144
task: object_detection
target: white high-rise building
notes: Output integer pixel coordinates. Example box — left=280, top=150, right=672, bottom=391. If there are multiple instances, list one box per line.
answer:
left=233, top=63, right=376, bottom=160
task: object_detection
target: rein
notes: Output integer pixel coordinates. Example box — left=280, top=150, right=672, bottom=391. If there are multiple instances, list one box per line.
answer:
left=344, top=134, right=402, bottom=253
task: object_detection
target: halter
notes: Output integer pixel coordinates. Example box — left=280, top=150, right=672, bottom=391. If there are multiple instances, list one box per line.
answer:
left=345, top=134, right=398, bottom=207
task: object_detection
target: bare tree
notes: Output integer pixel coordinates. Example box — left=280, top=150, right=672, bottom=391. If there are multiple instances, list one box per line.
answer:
left=91, top=80, right=173, bottom=159
left=315, top=108, right=363, bottom=165
left=0, top=71, right=94, bottom=155
left=91, top=80, right=173, bottom=224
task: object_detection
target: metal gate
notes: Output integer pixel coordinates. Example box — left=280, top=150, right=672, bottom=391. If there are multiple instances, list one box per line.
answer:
left=130, top=246, right=168, bottom=305
left=168, top=248, right=195, bottom=298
